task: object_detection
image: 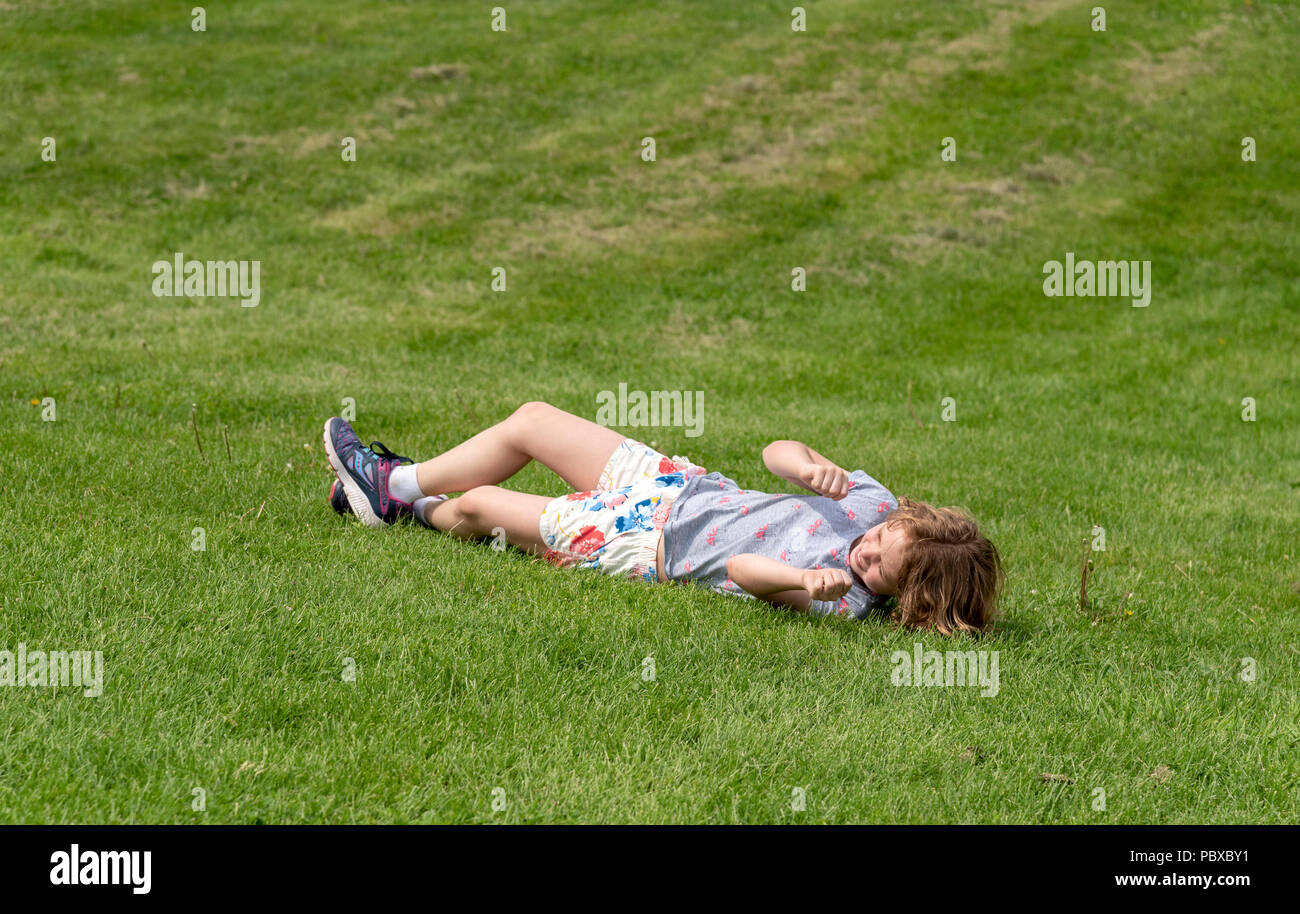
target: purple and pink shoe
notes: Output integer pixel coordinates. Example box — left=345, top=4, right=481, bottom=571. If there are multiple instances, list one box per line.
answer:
left=322, top=417, right=415, bottom=527
left=327, top=478, right=353, bottom=516
left=328, top=477, right=419, bottom=524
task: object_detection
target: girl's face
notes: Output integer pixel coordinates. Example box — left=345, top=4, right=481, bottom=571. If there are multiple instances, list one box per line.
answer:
left=848, top=522, right=909, bottom=596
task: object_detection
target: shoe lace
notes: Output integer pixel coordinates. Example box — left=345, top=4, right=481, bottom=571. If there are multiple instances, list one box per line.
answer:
left=369, top=440, right=414, bottom=465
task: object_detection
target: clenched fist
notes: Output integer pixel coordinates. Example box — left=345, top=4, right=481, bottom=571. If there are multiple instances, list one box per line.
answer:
left=800, top=567, right=852, bottom=601
left=798, top=462, right=851, bottom=500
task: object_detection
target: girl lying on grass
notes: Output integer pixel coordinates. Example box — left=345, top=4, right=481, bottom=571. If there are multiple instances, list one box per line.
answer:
left=322, top=401, right=1003, bottom=634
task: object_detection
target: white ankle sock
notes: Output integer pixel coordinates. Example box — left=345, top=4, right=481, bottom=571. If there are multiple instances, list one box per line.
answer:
left=413, top=495, right=446, bottom=527
left=389, top=464, right=425, bottom=505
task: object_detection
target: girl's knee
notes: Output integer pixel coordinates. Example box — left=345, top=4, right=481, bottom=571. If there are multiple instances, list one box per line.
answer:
left=457, top=485, right=502, bottom=521
left=512, top=400, right=556, bottom=426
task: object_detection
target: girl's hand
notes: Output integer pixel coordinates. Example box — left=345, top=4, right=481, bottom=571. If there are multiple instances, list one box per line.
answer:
left=800, top=567, right=852, bottom=601
left=798, top=462, right=851, bottom=500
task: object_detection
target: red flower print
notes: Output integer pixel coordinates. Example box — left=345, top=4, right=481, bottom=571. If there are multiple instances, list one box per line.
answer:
left=543, top=549, right=580, bottom=568
left=724, top=578, right=735, bottom=588
left=755, top=524, right=768, bottom=540
left=830, top=548, right=839, bottom=560
left=793, top=503, right=803, bottom=511
left=652, top=502, right=671, bottom=529
left=658, top=457, right=677, bottom=474
left=846, top=510, right=856, bottom=520
left=684, top=560, right=692, bottom=573
left=706, top=526, right=718, bottom=546
left=603, top=493, right=627, bottom=509
left=814, top=563, right=822, bottom=570
left=566, top=490, right=595, bottom=501
left=807, top=518, right=823, bottom=535
left=739, top=505, right=749, bottom=515
left=570, top=525, right=605, bottom=556
left=877, top=503, right=889, bottom=513
left=779, top=550, right=787, bottom=561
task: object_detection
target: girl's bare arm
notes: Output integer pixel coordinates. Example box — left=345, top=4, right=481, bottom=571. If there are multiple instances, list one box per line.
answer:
left=725, top=553, right=853, bottom=612
left=761, top=440, right=851, bottom=500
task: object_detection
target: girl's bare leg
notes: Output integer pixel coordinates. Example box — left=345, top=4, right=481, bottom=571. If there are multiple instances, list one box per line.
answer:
left=414, top=401, right=625, bottom=496
left=426, top=486, right=552, bottom=554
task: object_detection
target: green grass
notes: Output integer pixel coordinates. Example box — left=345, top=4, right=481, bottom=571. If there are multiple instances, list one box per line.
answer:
left=1, top=0, right=1298, bottom=823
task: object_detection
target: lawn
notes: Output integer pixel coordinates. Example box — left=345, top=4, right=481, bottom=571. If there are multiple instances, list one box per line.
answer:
left=1, top=0, right=1297, bottom=823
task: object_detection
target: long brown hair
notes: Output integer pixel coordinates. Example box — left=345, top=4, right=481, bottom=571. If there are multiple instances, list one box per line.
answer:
left=886, top=498, right=1003, bottom=635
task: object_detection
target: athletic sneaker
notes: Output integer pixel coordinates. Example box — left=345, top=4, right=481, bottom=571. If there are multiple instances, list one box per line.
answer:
left=328, top=478, right=352, bottom=516
left=328, top=475, right=422, bottom=524
left=322, top=417, right=416, bottom=527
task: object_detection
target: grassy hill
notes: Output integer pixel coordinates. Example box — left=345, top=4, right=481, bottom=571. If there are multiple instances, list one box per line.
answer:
left=0, top=0, right=1296, bottom=822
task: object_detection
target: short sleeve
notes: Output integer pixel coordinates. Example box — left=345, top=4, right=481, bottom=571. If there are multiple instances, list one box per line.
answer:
left=853, top=589, right=895, bottom=621
left=842, top=470, right=897, bottom=523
